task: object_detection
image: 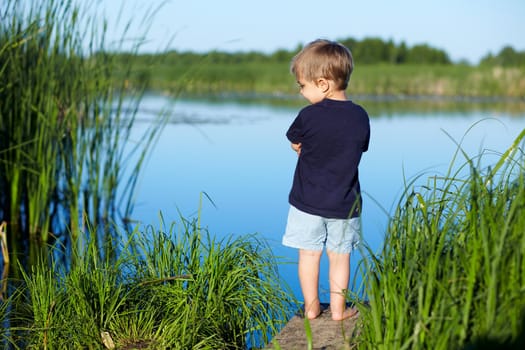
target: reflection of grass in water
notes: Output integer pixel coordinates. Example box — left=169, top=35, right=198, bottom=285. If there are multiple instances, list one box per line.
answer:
left=134, top=94, right=525, bottom=126
left=6, top=213, right=294, bottom=349
left=354, top=129, right=525, bottom=349
left=149, top=92, right=525, bottom=117
left=356, top=95, right=525, bottom=116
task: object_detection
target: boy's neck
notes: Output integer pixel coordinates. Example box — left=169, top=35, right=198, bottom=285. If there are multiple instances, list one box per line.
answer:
left=326, top=90, right=347, bottom=101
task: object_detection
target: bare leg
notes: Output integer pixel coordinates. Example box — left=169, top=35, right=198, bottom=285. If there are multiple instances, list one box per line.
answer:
left=327, top=250, right=357, bottom=321
left=298, top=249, right=323, bottom=319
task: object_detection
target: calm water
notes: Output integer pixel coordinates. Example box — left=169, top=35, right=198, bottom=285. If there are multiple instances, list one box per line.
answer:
left=129, top=94, right=525, bottom=301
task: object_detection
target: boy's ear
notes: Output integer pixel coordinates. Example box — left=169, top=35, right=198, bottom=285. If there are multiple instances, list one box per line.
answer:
left=316, top=78, right=330, bottom=92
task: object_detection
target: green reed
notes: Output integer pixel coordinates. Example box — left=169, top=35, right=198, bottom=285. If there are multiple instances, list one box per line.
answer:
left=0, top=289, right=12, bottom=345
left=4, top=213, right=293, bottom=349
left=0, top=0, right=164, bottom=270
left=354, top=129, right=525, bottom=349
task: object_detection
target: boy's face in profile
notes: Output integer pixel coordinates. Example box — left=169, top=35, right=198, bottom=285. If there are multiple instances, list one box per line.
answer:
left=297, top=77, right=326, bottom=104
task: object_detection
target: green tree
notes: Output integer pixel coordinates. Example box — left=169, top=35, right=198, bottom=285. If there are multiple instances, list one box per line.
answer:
left=481, top=46, right=525, bottom=67
left=395, top=41, right=408, bottom=64
left=406, top=44, right=451, bottom=64
left=354, top=37, right=390, bottom=64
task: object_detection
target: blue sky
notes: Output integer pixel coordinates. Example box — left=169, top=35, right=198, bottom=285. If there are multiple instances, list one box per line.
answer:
left=97, top=0, right=525, bottom=64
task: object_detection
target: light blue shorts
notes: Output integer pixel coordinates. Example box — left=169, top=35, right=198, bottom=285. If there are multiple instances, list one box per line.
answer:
left=282, top=205, right=361, bottom=254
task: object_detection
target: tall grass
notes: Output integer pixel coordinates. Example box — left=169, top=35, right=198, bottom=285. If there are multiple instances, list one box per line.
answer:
left=111, top=52, right=525, bottom=100
left=355, top=129, right=525, bottom=349
left=3, top=213, right=293, bottom=349
left=0, top=2, right=294, bottom=348
left=0, top=0, right=164, bottom=270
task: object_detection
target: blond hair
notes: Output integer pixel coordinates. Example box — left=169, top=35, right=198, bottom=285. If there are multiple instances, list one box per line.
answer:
left=290, top=39, right=354, bottom=90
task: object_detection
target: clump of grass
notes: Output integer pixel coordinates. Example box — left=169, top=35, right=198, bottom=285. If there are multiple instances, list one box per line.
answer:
left=9, top=230, right=133, bottom=348
left=125, top=213, right=294, bottom=349
left=355, top=129, right=525, bottom=349
left=5, top=213, right=293, bottom=349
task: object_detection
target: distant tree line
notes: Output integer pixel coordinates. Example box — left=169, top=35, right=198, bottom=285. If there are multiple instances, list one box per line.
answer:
left=339, top=37, right=451, bottom=65
left=121, top=37, right=524, bottom=67
left=125, top=37, right=525, bottom=67
left=479, top=45, right=525, bottom=67
left=125, top=37, right=450, bottom=65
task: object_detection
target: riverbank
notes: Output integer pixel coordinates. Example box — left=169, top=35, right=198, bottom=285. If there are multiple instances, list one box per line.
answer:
left=116, top=59, right=525, bottom=99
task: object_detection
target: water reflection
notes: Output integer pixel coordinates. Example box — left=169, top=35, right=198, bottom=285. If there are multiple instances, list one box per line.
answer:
left=130, top=95, right=525, bottom=300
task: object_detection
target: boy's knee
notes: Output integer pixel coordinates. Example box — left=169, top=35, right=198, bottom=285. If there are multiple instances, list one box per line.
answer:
left=300, top=249, right=323, bottom=257
left=326, top=249, right=350, bottom=258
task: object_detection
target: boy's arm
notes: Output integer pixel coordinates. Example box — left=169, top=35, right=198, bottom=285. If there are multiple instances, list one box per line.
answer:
left=287, top=114, right=303, bottom=155
left=291, top=142, right=302, bottom=155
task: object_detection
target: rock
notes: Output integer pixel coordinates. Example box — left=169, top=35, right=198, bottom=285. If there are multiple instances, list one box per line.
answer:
left=265, top=305, right=359, bottom=350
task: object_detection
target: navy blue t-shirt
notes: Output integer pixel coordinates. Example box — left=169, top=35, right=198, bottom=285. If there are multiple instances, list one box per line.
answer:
left=286, top=98, right=370, bottom=219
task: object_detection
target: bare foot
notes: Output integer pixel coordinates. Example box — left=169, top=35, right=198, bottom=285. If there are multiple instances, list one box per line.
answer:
left=331, top=307, right=358, bottom=321
left=305, top=303, right=322, bottom=320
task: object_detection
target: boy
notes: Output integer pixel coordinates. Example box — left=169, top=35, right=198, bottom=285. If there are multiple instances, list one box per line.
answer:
left=282, top=39, right=370, bottom=321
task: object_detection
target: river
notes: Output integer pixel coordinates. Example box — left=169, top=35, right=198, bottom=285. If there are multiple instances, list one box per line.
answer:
left=129, top=94, right=525, bottom=300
